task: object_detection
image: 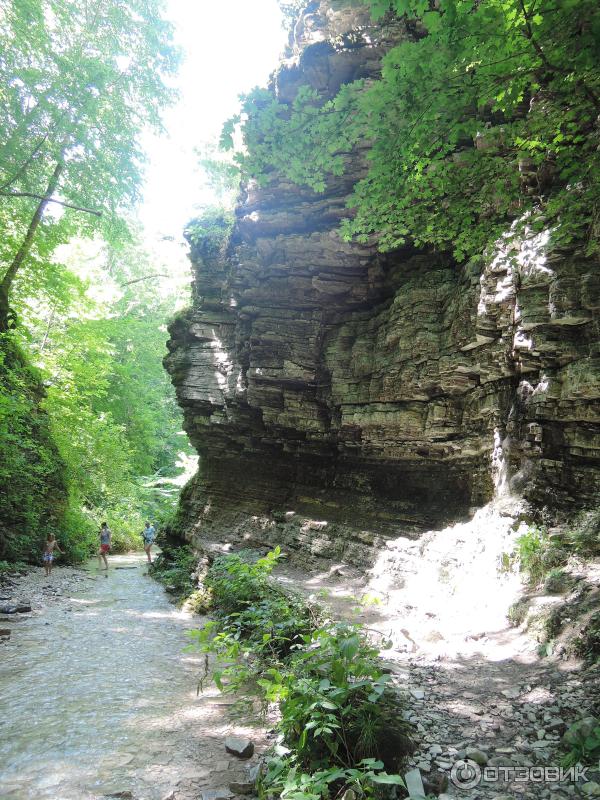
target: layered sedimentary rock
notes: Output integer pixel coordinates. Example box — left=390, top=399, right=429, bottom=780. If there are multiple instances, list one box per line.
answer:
left=165, top=1, right=600, bottom=565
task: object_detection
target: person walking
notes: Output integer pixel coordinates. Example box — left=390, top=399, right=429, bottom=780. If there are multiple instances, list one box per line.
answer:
left=98, top=522, right=112, bottom=572
left=42, top=534, right=64, bottom=577
left=142, top=521, right=156, bottom=564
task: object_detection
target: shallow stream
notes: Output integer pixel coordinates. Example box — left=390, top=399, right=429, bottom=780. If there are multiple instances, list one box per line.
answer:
left=0, top=554, right=251, bottom=800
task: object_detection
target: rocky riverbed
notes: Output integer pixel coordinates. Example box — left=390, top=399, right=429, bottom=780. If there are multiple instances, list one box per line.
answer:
left=0, top=556, right=268, bottom=800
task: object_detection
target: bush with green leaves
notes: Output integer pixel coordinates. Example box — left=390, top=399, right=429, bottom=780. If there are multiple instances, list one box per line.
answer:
left=515, top=526, right=567, bottom=587
left=562, top=717, right=600, bottom=768
left=261, top=623, right=412, bottom=773
left=0, top=560, right=27, bottom=577
left=150, top=545, right=198, bottom=600
left=204, top=547, right=283, bottom=614
left=569, top=508, right=600, bottom=557
left=187, top=548, right=413, bottom=799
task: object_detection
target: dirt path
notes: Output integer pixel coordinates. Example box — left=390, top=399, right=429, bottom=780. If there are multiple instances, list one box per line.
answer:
left=0, top=555, right=264, bottom=800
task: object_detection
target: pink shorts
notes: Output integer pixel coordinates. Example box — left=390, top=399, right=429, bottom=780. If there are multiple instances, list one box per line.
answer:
left=100, top=544, right=110, bottom=554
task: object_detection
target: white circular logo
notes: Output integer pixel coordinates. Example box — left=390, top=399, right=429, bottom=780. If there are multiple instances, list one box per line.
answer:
left=450, top=759, right=482, bottom=790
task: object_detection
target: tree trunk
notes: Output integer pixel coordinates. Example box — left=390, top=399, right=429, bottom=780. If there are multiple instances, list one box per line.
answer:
left=0, top=161, right=64, bottom=332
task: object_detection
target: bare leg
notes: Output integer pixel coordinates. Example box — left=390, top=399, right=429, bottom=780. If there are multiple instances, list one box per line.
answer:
left=44, top=562, right=49, bottom=577
left=101, top=552, right=108, bottom=570
left=144, top=543, right=153, bottom=564
left=48, top=559, right=53, bottom=575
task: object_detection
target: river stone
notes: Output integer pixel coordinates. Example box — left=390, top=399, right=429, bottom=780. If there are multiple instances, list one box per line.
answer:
left=224, top=737, right=254, bottom=759
left=0, top=605, right=17, bottom=614
left=0, top=628, right=10, bottom=637
left=229, top=780, right=254, bottom=795
left=104, top=793, right=134, bottom=799
left=464, top=747, right=488, bottom=765
left=201, top=790, right=234, bottom=800
left=15, top=602, right=31, bottom=613
left=404, top=768, right=426, bottom=798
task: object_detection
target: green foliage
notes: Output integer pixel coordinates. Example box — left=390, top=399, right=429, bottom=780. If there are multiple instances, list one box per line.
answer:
left=261, top=757, right=405, bottom=800
left=0, top=1, right=192, bottom=565
left=507, top=597, right=529, bottom=627
left=568, top=508, right=600, bottom=557
left=515, top=525, right=567, bottom=586
left=187, top=549, right=413, bottom=799
left=543, top=567, right=572, bottom=595
left=225, top=0, right=600, bottom=260
left=204, top=547, right=283, bottom=614
left=0, top=0, right=179, bottom=317
left=561, top=717, right=600, bottom=768
left=0, top=334, right=67, bottom=562
left=150, top=545, right=198, bottom=600
left=186, top=207, right=235, bottom=255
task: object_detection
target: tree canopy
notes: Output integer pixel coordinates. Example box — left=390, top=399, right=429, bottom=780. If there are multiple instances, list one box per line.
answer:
left=0, top=0, right=178, bottom=328
left=0, top=0, right=191, bottom=563
left=224, top=0, right=600, bottom=260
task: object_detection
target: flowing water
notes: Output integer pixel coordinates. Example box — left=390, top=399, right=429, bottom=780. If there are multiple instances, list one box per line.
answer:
left=0, top=554, right=253, bottom=800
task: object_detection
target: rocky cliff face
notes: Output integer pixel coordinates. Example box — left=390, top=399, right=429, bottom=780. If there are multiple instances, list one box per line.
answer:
left=165, top=1, right=600, bottom=566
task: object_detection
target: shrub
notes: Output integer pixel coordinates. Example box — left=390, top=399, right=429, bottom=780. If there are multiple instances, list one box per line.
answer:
left=187, top=549, right=413, bottom=799
left=150, top=545, right=197, bottom=600
left=515, top=526, right=567, bottom=586
left=205, top=547, right=282, bottom=614
left=57, top=506, right=97, bottom=563
left=570, top=508, right=600, bottom=557
left=562, top=717, right=600, bottom=767
left=543, top=568, right=573, bottom=595
left=267, top=623, right=413, bottom=773
left=0, top=335, right=68, bottom=562
left=507, top=598, right=529, bottom=627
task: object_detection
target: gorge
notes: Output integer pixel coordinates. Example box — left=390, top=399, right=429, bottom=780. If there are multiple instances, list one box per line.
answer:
left=164, top=0, right=600, bottom=568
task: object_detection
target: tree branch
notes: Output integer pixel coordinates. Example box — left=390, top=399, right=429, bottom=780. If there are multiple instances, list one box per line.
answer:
left=119, top=273, right=169, bottom=287
left=0, top=133, right=49, bottom=192
left=0, top=161, right=64, bottom=332
left=0, top=191, right=102, bottom=217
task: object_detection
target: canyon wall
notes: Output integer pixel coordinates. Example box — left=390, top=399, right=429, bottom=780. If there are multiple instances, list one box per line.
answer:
left=164, top=1, right=600, bottom=566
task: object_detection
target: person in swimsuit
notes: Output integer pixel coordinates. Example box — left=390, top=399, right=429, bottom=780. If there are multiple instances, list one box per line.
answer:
left=98, top=522, right=112, bottom=572
left=43, top=534, right=64, bottom=577
left=142, top=521, right=156, bottom=564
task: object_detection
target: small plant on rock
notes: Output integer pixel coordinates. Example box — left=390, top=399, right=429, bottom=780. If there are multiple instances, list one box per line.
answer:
left=515, top=526, right=567, bottom=586
left=562, top=717, right=600, bottom=767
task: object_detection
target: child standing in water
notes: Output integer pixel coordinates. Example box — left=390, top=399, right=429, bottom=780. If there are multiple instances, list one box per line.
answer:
left=43, top=534, right=64, bottom=577
left=98, top=522, right=112, bottom=572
